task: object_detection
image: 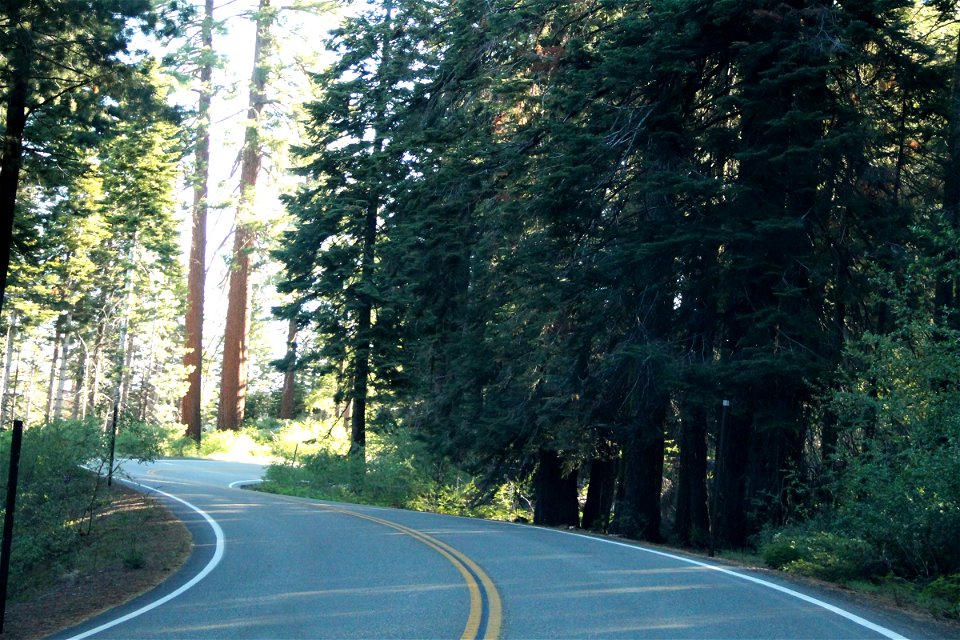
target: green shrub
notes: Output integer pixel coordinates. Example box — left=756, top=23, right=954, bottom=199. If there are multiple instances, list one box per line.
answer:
left=761, top=531, right=878, bottom=582
left=165, top=435, right=200, bottom=457
left=922, top=574, right=960, bottom=618
left=115, top=421, right=183, bottom=460
left=0, top=421, right=111, bottom=596
left=197, top=428, right=271, bottom=458
left=762, top=537, right=804, bottom=569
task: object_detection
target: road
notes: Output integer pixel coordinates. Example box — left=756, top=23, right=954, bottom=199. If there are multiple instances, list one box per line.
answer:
left=53, top=459, right=956, bottom=639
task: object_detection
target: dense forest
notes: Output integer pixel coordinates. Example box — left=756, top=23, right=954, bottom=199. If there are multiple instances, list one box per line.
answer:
left=3, top=0, right=960, bottom=600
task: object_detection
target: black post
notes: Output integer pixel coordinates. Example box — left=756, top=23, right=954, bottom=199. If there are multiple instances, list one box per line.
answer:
left=0, top=420, right=24, bottom=633
left=107, top=404, right=118, bottom=487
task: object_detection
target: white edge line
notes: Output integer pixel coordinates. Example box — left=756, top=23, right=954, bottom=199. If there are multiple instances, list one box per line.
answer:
left=549, top=528, right=908, bottom=640
left=228, top=479, right=263, bottom=489
left=64, top=482, right=225, bottom=640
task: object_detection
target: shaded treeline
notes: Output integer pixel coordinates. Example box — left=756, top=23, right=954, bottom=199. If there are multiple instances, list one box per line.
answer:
left=278, top=0, right=960, bottom=561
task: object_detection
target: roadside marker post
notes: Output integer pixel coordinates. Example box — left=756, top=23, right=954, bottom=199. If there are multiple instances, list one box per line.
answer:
left=0, top=419, right=24, bottom=634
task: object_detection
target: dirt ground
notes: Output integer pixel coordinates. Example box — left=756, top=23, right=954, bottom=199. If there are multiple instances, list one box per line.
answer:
left=2, top=489, right=191, bottom=640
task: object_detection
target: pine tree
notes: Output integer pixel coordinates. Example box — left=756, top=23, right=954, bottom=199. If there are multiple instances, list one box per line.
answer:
left=277, top=0, right=440, bottom=455
left=0, top=0, right=162, bottom=315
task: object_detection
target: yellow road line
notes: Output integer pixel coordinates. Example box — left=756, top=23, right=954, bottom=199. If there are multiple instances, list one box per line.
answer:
left=324, top=507, right=501, bottom=640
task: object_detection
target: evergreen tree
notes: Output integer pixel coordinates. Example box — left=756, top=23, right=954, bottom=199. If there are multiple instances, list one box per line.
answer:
left=0, top=0, right=167, bottom=314
left=277, top=0, right=440, bottom=455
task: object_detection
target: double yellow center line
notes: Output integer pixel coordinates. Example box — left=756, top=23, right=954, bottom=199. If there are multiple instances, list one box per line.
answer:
left=325, top=507, right=502, bottom=640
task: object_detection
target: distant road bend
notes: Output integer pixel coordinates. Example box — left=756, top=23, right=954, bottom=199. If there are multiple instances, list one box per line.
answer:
left=55, top=459, right=955, bottom=639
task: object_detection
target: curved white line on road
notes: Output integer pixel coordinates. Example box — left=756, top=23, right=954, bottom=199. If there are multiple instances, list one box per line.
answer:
left=552, top=529, right=908, bottom=640
left=65, top=483, right=226, bottom=640
left=228, top=479, right=263, bottom=489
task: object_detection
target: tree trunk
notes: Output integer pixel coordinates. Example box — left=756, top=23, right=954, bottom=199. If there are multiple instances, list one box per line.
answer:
left=533, top=449, right=580, bottom=527
left=0, top=0, right=30, bottom=317
left=581, top=449, right=617, bottom=532
left=139, top=316, right=159, bottom=422
left=217, top=0, right=272, bottom=431
left=45, top=323, right=63, bottom=423
left=347, top=0, right=395, bottom=457
left=674, top=402, right=710, bottom=547
left=349, top=205, right=374, bottom=454
left=611, top=403, right=666, bottom=542
left=73, top=341, right=87, bottom=420
left=118, top=322, right=135, bottom=416
left=712, top=403, right=750, bottom=548
left=182, top=0, right=213, bottom=442
left=23, top=352, right=35, bottom=425
left=88, top=320, right=105, bottom=415
left=53, top=328, right=72, bottom=420
left=0, top=310, right=16, bottom=426
left=279, top=317, right=297, bottom=419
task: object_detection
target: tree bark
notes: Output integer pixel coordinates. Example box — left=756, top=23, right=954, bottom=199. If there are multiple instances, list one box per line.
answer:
left=182, top=0, right=214, bottom=441
left=0, top=310, right=16, bottom=426
left=88, top=320, right=105, bottom=415
left=533, top=449, right=580, bottom=527
left=45, top=322, right=63, bottom=424
left=611, top=403, right=666, bottom=542
left=347, top=0, right=394, bottom=456
left=53, top=328, right=72, bottom=420
left=349, top=203, right=375, bottom=453
left=581, top=450, right=617, bottom=532
left=0, top=0, right=30, bottom=317
left=217, top=0, right=272, bottom=431
left=279, top=317, right=297, bottom=419
left=712, top=403, right=750, bottom=548
left=118, top=321, right=135, bottom=416
left=674, top=402, right=710, bottom=547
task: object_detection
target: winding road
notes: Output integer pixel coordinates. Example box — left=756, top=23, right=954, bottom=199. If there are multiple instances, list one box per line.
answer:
left=53, top=459, right=956, bottom=639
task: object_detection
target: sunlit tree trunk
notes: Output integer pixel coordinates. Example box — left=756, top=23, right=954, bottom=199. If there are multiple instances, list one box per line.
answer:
left=23, top=352, right=35, bottom=425
left=0, top=310, right=16, bottom=426
left=279, top=317, right=297, bottom=419
left=73, top=342, right=87, bottom=420
left=53, top=327, right=72, bottom=420
left=119, top=324, right=135, bottom=416
left=218, top=0, right=273, bottom=431
left=182, top=0, right=213, bottom=442
left=88, top=320, right=105, bottom=415
left=45, top=322, right=63, bottom=423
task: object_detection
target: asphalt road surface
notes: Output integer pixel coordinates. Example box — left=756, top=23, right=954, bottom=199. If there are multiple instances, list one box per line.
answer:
left=54, top=459, right=958, bottom=639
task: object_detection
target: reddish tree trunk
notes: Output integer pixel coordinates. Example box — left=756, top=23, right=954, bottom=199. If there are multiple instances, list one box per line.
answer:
left=182, top=0, right=213, bottom=441
left=218, top=224, right=254, bottom=431
left=279, top=317, right=297, bottom=419
left=217, top=0, right=271, bottom=431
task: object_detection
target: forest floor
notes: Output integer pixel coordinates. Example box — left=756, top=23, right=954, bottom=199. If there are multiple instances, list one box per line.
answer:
left=3, top=484, right=191, bottom=640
